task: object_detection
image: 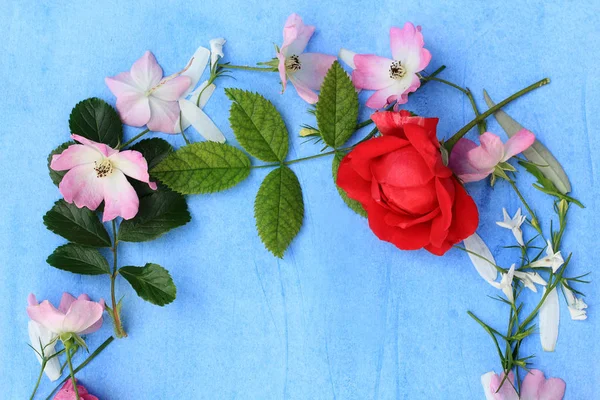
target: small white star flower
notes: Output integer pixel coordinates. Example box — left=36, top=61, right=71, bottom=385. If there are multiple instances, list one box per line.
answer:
left=530, top=240, right=564, bottom=272
left=514, top=270, right=547, bottom=293
left=562, top=284, right=588, bottom=320
left=491, top=264, right=516, bottom=303
left=496, top=208, right=527, bottom=246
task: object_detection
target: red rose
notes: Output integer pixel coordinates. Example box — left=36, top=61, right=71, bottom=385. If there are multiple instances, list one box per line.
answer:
left=337, top=110, right=479, bottom=255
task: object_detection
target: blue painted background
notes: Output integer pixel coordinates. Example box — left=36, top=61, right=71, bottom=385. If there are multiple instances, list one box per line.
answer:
left=1, top=0, right=598, bottom=398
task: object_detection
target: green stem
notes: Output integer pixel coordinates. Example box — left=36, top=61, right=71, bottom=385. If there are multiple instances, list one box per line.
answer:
left=508, top=179, right=545, bottom=237
left=110, top=221, right=127, bottom=338
left=29, top=360, right=46, bottom=400
left=423, top=76, right=469, bottom=94
left=120, top=128, right=150, bottom=149
left=445, top=78, right=550, bottom=151
left=64, top=341, right=80, bottom=400
left=222, top=64, right=276, bottom=72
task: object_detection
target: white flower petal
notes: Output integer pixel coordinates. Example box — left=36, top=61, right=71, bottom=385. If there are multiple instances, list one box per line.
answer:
left=209, top=38, right=226, bottom=69
left=188, top=81, right=216, bottom=109
left=338, top=48, right=357, bottom=69
left=28, top=321, right=61, bottom=381
left=480, top=372, right=496, bottom=400
left=539, top=287, right=559, bottom=352
left=181, top=45, right=211, bottom=97
left=179, top=99, right=226, bottom=143
left=463, top=233, right=497, bottom=283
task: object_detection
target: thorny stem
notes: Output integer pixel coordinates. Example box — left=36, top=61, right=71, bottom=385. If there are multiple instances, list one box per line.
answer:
left=110, top=220, right=127, bottom=338
left=222, top=64, right=276, bottom=72
left=120, top=128, right=150, bottom=149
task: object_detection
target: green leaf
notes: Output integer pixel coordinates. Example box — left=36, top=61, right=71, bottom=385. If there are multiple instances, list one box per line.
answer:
left=48, top=141, right=75, bottom=186
left=225, top=88, right=289, bottom=162
left=483, top=90, right=571, bottom=194
left=518, top=161, right=584, bottom=208
left=151, top=142, right=251, bottom=194
left=254, top=166, right=304, bottom=258
left=332, top=152, right=367, bottom=217
left=128, top=138, right=174, bottom=169
left=43, top=200, right=111, bottom=247
left=118, top=188, right=191, bottom=242
left=47, top=243, right=110, bottom=275
left=316, top=61, right=359, bottom=148
left=69, top=98, right=123, bottom=147
left=119, top=263, right=176, bottom=306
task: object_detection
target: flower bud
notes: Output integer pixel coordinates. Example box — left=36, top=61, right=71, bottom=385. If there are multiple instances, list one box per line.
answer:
left=557, top=199, right=569, bottom=219
left=299, top=127, right=319, bottom=137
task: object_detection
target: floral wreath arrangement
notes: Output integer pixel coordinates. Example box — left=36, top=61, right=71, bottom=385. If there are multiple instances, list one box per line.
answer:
left=26, top=13, right=587, bottom=400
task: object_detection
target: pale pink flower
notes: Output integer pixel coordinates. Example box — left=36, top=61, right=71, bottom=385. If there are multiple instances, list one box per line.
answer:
left=481, top=369, right=566, bottom=400
left=351, top=23, right=431, bottom=109
left=449, top=129, right=535, bottom=183
left=105, top=51, right=192, bottom=133
left=276, top=13, right=337, bottom=104
left=50, top=134, right=156, bottom=222
left=54, top=379, right=99, bottom=400
left=27, top=293, right=105, bottom=336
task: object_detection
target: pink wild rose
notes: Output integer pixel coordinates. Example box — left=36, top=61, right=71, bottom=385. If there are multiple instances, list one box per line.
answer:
left=352, top=22, right=432, bottom=109
left=481, top=369, right=566, bottom=400
left=50, top=134, right=156, bottom=221
left=276, top=13, right=337, bottom=104
left=54, top=379, right=99, bottom=400
left=449, top=129, right=535, bottom=183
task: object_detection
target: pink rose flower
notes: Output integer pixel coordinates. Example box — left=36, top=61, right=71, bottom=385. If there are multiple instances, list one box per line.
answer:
left=449, top=129, right=535, bottom=183
left=105, top=51, right=192, bottom=133
left=481, top=369, right=566, bottom=400
left=276, top=13, right=337, bottom=104
left=27, top=293, right=105, bottom=336
left=352, top=22, right=432, bottom=109
left=54, top=379, right=99, bottom=400
left=50, top=134, right=156, bottom=221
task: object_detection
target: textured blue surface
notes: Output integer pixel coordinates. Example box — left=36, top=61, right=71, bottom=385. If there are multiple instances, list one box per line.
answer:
left=1, top=0, right=599, bottom=399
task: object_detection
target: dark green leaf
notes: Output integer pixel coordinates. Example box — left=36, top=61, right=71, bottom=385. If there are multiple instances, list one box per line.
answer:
left=316, top=61, right=359, bottom=148
left=47, top=244, right=110, bottom=275
left=128, top=138, right=174, bottom=169
left=332, top=152, right=367, bottom=217
left=69, top=98, right=122, bottom=147
left=518, top=160, right=584, bottom=208
left=48, top=141, right=74, bottom=186
left=118, top=188, right=191, bottom=242
left=151, top=142, right=251, bottom=194
left=119, top=263, right=176, bottom=306
left=43, top=200, right=111, bottom=247
left=226, top=88, right=289, bottom=162
left=254, top=166, right=304, bottom=258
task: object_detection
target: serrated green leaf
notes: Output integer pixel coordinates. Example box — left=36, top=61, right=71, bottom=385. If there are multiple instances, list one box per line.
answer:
left=483, top=90, right=571, bottom=194
left=151, top=142, right=251, bottom=194
left=47, top=243, right=110, bottom=275
left=118, top=188, right=191, bottom=242
left=128, top=138, right=174, bottom=169
left=225, top=88, right=289, bottom=162
left=316, top=61, right=359, bottom=149
left=48, top=141, right=75, bottom=186
left=119, top=263, right=176, bottom=306
left=43, top=200, right=111, bottom=247
left=332, top=152, right=367, bottom=217
left=254, top=166, right=304, bottom=258
left=69, top=98, right=123, bottom=147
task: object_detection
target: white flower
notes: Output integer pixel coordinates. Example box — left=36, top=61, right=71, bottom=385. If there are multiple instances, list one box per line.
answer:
left=563, top=284, right=588, bottom=320
left=28, top=321, right=61, bottom=381
left=490, top=264, right=516, bottom=303
left=513, top=270, right=547, bottom=293
left=496, top=208, right=526, bottom=246
left=463, top=233, right=497, bottom=284
left=539, top=287, right=560, bottom=352
left=209, top=38, right=226, bottom=69
left=530, top=240, right=564, bottom=272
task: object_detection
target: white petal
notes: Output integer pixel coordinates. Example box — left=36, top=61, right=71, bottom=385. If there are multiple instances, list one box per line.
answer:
left=539, top=287, right=559, bottom=351
left=188, top=81, right=216, bottom=109
left=512, top=227, right=525, bottom=246
left=181, top=46, right=210, bottom=97
left=568, top=307, right=587, bottom=320
left=480, top=372, right=496, bottom=400
left=209, top=38, right=226, bottom=69
left=179, top=99, right=226, bottom=143
left=463, top=233, right=497, bottom=283
left=338, top=48, right=357, bottom=69
left=28, top=321, right=61, bottom=381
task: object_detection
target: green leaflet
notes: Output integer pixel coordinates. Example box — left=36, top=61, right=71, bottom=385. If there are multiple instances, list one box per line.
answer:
left=151, top=142, right=251, bottom=194
left=483, top=90, right=571, bottom=194
left=316, top=61, right=359, bottom=149
left=332, top=152, right=367, bottom=217
left=47, top=243, right=110, bottom=275
left=254, top=166, right=304, bottom=258
left=226, top=88, right=289, bottom=162
left=43, top=200, right=111, bottom=247
left=69, top=98, right=122, bottom=148
left=518, top=160, right=584, bottom=208
left=119, top=263, right=176, bottom=306
left=48, top=141, right=74, bottom=186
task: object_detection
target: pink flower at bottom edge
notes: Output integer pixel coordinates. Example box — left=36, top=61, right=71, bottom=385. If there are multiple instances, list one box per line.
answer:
left=54, top=379, right=99, bottom=400
left=481, top=369, right=566, bottom=400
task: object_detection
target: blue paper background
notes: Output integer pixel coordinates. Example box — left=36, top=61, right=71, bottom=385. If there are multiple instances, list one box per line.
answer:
left=1, top=0, right=599, bottom=398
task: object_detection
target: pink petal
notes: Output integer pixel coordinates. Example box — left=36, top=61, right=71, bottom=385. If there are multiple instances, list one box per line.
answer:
left=146, top=97, right=182, bottom=134
left=277, top=52, right=288, bottom=93
left=390, top=23, right=431, bottom=72
left=502, top=128, right=535, bottom=161
left=280, top=13, right=315, bottom=57
left=50, top=144, right=101, bottom=172
left=289, top=76, right=319, bottom=104
left=62, top=299, right=104, bottom=335
left=28, top=294, right=38, bottom=306
left=151, top=75, right=192, bottom=101
left=394, top=74, right=421, bottom=105
left=27, top=300, right=66, bottom=334
left=520, top=369, right=566, bottom=400
left=293, top=53, right=337, bottom=90
left=468, top=132, right=505, bottom=171
left=59, top=164, right=105, bottom=211
left=58, top=293, right=77, bottom=314
left=109, top=150, right=156, bottom=189
left=448, top=138, right=492, bottom=182
left=129, top=51, right=163, bottom=90
left=115, top=92, right=152, bottom=127
left=365, top=83, right=401, bottom=109
left=489, top=371, right=519, bottom=400
left=101, top=170, right=139, bottom=222
left=105, top=71, right=143, bottom=96
left=352, top=54, right=395, bottom=90
left=71, top=134, right=118, bottom=158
